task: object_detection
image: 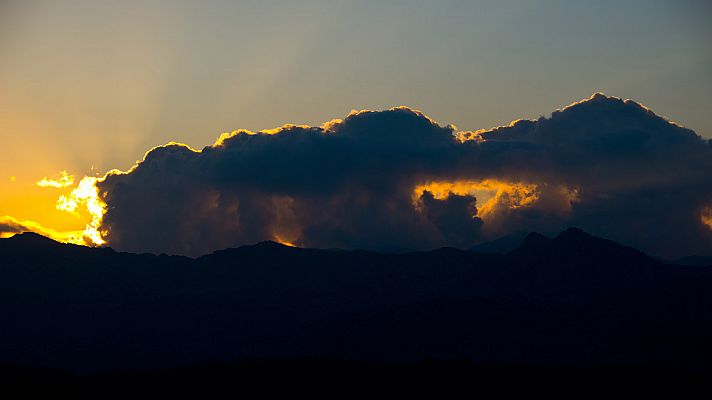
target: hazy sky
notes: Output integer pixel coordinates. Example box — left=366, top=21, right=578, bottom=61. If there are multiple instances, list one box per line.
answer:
left=1, top=0, right=711, bottom=233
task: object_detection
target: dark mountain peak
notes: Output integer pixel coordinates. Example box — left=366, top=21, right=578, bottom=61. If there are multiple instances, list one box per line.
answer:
left=213, top=240, right=297, bottom=255
left=671, top=255, right=712, bottom=266
left=429, top=246, right=467, bottom=256
left=515, top=231, right=551, bottom=251
left=552, top=227, right=618, bottom=252
left=4, top=231, right=60, bottom=247
left=516, top=227, right=607, bottom=251
left=554, top=227, right=625, bottom=251
left=7, top=231, right=54, bottom=241
left=0, top=231, right=78, bottom=257
left=469, top=232, right=530, bottom=254
left=251, top=240, right=296, bottom=250
left=198, top=240, right=299, bottom=261
left=555, top=226, right=590, bottom=240
left=511, top=227, right=656, bottom=271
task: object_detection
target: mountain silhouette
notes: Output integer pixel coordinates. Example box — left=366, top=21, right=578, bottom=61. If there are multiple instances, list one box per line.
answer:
left=1, top=228, right=711, bottom=397
left=670, top=255, right=712, bottom=266
left=468, top=232, right=530, bottom=253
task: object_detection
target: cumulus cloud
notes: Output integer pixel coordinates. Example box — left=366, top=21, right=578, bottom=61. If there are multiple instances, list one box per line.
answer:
left=37, top=170, right=75, bottom=188
left=91, top=94, right=712, bottom=258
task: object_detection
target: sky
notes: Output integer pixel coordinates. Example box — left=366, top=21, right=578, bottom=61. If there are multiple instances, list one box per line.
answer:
left=1, top=0, right=711, bottom=255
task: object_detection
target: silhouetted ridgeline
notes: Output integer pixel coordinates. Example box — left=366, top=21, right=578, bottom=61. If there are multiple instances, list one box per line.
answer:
left=1, top=361, right=708, bottom=399
left=1, top=229, right=711, bottom=397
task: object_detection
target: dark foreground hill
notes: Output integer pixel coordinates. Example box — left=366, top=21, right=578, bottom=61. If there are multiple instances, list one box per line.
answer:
left=1, top=228, right=711, bottom=397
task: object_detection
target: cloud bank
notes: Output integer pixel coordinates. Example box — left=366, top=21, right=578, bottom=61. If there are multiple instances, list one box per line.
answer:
left=90, top=94, right=712, bottom=258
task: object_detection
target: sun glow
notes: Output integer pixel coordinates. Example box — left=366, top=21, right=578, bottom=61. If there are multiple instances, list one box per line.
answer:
left=413, top=179, right=540, bottom=220
left=702, top=207, right=712, bottom=230
left=56, top=177, right=107, bottom=245
left=273, top=234, right=296, bottom=247
left=0, top=215, right=85, bottom=242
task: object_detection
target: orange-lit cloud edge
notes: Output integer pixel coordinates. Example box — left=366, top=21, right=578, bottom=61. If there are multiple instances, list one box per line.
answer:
left=4, top=93, right=711, bottom=248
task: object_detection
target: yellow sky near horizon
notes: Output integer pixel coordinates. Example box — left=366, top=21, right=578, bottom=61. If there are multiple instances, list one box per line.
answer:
left=1, top=173, right=89, bottom=232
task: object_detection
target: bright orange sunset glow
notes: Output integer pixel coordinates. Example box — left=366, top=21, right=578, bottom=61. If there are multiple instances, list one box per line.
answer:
left=1, top=170, right=106, bottom=246
left=703, top=207, right=712, bottom=230
left=413, top=180, right=541, bottom=220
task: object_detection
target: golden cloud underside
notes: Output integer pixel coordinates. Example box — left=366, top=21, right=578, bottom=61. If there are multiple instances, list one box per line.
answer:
left=412, top=180, right=541, bottom=220
left=703, top=207, right=712, bottom=230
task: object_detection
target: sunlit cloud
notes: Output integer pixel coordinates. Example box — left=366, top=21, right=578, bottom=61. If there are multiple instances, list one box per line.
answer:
left=56, top=176, right=107, bottom=245
left=40, top=94, right=712, bottom=258
left=1, top=172, right=109, bottom=246
left=412, top=180, right=541, bottom=220
left=37, top=170, right=75, bottom=188
left=213, top=125, right=314, bottom=147
left=703, top=207, right=712, bottom=230
left=273, top=234, right=297, bottom=247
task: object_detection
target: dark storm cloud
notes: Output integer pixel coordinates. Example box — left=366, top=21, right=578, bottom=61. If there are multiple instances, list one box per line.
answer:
left=95, top=95, right=712, bottom=258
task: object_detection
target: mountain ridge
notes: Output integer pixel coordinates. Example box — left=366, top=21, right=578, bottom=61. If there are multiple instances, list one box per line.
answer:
left=0, top=227, right=710, bottom=374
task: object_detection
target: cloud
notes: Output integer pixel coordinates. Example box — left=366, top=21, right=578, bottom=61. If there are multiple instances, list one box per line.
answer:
left=87, top=94, right=712, bottom=258
left=703, top=207, right=712, bottom=230
left=56, top=176, right=106, bottom=245
left=37, top=170, right=75, bottom=188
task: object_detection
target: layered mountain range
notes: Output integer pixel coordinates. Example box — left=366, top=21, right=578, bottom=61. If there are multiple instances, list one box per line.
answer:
left=1, top=228, right=710, bottom=375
